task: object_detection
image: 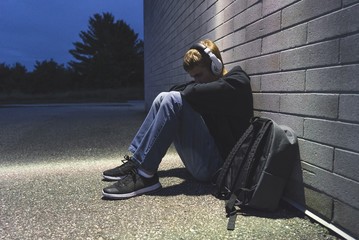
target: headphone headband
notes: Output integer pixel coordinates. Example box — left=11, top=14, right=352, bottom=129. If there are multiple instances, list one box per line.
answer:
left=190, top=43, right=209, bottom=53
left=190, top=43, right=223, bottom=76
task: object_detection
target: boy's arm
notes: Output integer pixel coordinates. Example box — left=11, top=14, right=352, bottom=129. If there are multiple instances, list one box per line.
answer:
left=169, top=81, right=195, bottom=91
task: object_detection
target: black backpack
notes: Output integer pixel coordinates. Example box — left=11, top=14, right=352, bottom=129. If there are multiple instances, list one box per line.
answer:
left=213, top=117, right=298, bottom=230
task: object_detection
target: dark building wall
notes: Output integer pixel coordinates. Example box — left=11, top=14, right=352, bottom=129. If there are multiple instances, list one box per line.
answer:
left=144, top=1, right=359, bottom=238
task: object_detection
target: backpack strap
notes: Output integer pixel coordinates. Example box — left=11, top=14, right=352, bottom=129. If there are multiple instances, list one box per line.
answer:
left=214, top=122, right=255, bottom=198
left=241, top=119, right=272, bottom=191
left=231, top=119, right=272, bottom=203
left=224, top=119, right=273, bottom=230
left=226, top=193, right=239, bottom=230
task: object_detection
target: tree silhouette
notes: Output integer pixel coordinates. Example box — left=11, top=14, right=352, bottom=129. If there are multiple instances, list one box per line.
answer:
left=0, top=62, right=27, bottom=93
left=29, top=59, right=71, bottom=93
left=69, top=12, right=143, bottom=89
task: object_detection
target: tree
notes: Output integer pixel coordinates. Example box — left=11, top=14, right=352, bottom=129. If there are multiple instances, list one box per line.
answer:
left=0, top=62, right=28, bottom=93
left=69, top=12, right=144, bottom=89
left=29, top=59, right=71, bottom=93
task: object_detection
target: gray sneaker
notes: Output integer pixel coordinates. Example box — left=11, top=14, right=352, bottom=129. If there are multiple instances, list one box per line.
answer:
left=102, top=155, right=137, bottom=181
left=102, top=171, right=162, bottom=199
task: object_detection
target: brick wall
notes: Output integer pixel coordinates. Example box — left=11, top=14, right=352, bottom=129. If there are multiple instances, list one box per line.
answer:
left=144, top=0, right=359, bottom=238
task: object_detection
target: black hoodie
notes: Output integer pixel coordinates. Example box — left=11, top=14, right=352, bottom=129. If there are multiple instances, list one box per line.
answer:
left=171, top=66, right=253, bottom=160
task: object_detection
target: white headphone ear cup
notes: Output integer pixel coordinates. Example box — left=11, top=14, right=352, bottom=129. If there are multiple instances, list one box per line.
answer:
left=190, top=43, right=223, bottom=76
left=208, top=52, right=223, bottom=75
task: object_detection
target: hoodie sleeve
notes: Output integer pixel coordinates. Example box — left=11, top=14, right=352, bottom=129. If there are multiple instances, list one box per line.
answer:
left=169, top=81, right=195, bottom=91
left=180, top=67, right=252, bottom=115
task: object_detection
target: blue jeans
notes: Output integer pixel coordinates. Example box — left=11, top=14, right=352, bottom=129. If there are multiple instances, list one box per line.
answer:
left=128, top=91, right=222, bottom=181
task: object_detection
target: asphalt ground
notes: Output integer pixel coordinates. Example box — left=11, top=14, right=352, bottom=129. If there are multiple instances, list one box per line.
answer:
left=0, top=102, right=341, bottom=239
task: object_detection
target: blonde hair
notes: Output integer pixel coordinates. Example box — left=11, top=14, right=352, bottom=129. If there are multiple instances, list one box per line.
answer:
left=183, top=39, right=224, bottom=75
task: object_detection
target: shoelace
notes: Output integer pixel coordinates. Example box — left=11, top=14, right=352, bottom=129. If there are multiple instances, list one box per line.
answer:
left=119, top=155, right=136, bottom=169
left=114, top=169, right=138, bottom=187
left=120, top=155, right=131, bottom=165
left=114, top=155, right=138, bottom=187
left=123, top=154, right=131, bottom=161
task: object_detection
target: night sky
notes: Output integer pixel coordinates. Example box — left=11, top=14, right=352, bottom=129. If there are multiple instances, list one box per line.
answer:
left=0, top=0, right=143, bottom=71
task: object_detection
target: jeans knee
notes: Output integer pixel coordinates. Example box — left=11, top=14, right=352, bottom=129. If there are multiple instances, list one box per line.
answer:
left=154, top=91, right=182, bottom=110
left=164, top=91, right=181, bottom=103
left=153, top=92, right=169, bottom=105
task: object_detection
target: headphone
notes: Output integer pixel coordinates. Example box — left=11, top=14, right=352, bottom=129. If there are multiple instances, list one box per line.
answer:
left=190, top=43, right=223, bottom=76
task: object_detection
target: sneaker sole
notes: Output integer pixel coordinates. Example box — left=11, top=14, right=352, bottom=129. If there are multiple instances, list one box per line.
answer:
left=102, top=182, right=162, bottom=199
left=102, top=174, right=124, bottom=181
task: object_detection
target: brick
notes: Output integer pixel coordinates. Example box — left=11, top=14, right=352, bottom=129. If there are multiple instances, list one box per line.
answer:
left=221, top=48, right=234, bottom=63
left=200, top=3, right=216, bottom=25
left=304, top=119, right=359, bottom=152
left=302, top=162, right=359, bottom=209
left=214, top=38, right=224, bottom=51
left=253, top=93, right=280, bottom=111
left=262, top=0, right=297, bottom=16
left=249, top=75, right=261, bottom=92
left=335, top=149, right=359, bottom=182
left=223, top=2, right=236, bottom=22
left=233, top=2, right=262, bottom=31
left=280, top=94, right=338, bottom=118
left=308, top=4, right=359, bottom=43
left=299, top=139, right=334, bottom=171
left=341, top=33, right=359, bottom=64
left=194, top=1, right=207, bottom=18
left=247, top=0, right=261, bottom=7
left=333, top=201, right=359, bottom=239
left=214, top=0, right=234, bottom=14
left=343, top=0, right=359, bottom=6
left=216, top=18, right=234, bottom=37
left=233, top=29, right=247, bottom=45
left=221, top=30, right=246, bottom=50
left=207, top=11, right=225, bottom=32
left=306, top=64, right=359, bottom=92
left=262, top=24, right=307, bottom=54
left=245, top=11, right=281, bottom=41
left=282, top=0, right=341, bottom=28
left=280, top=40, right=339, bottom=70
left=339, top=94, right=359, bottom=122
left=230, top=0, right=249, bottom=16
left=206, top=0, right=217, bottom=9
left=243, top=53, right=280, bottom=74
left=303, top=187, right=333, bottom=220
left=261, top=71, right=305, bottom=92
left=233, top=39, right=261, bottom=61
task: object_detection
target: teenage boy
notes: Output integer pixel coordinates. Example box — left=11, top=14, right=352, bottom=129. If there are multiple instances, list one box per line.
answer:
left=102, top=39, right=253, bottom=199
